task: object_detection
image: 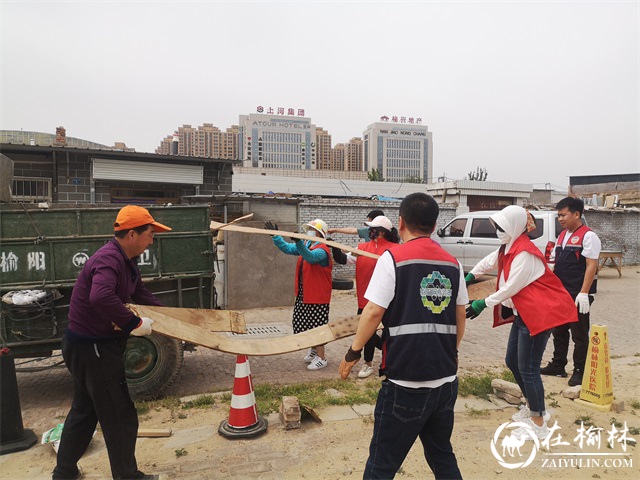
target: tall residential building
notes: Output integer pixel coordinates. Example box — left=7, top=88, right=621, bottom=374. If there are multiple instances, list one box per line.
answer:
left=363, top=122, right=433, bottom=183
left=177, top=125, right=196, bottom=157
left=239, top=113, right=317, bottom=169
left=315, top=127, right=332, bottom=170
left=222, top=125, right=240, bottom=160
left=156, top=135, right=173, bottom=155
left=192, top=123, right=222, bottom=158
left=332, top=137, right=363, bottom=171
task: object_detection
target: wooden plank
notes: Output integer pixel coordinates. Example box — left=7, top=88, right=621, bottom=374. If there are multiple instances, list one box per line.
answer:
left=137, top=428, right=172, bottom=438
left=125, top=279, right=494, bottom=356
left=128, top=305, right=246, bottom=333
left=467, top=277, right=497, bottom=300
left=210, top=221, right=381, bottom=259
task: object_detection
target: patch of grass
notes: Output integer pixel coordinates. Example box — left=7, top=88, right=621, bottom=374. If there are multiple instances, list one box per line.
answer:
left=175, top=448, right=187, bottom=458
left=135, top=396, right=181, bottom=415
left=242, top=378, right=380, bottom=414
left=549, top=400, right=560, bottom=409
left=465, top=406, right=490, bottom=417
left=628, top=426, right=640, bottom=435
left=182, top=394, right=215, bottom=409
left=458, top=369, right=514, bottom=400
left=610, top=417, right=623, bottom=429
left=630, top=399, right=640, bottom=410
left=574, top=414, right=594, bottom=426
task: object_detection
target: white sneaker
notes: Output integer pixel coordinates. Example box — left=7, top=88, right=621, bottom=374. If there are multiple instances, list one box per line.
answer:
left=511, top=405, right=551, bottom=423
left=307, top=357, right=328, bottom=370
left=304, top=348, right=317, bottom=363
left=512, top=418, right=550, bottom=441
left=358, top=364, right=374, bottom=378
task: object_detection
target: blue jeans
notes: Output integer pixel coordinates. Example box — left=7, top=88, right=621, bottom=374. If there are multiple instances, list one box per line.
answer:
left=505, top=316, right=551, bottom=416
left=364, top=379, right=462, bottom=479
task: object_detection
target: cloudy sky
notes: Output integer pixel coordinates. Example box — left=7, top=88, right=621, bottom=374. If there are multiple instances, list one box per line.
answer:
left=2, top=1, right=638, bottom=189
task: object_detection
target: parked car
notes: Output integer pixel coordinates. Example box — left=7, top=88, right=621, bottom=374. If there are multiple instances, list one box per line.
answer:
left=436, top=210, right=586, bottom=273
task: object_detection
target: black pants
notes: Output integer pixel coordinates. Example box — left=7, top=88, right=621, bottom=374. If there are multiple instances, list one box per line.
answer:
left=357, top=307, right=383, bottom=363
left=550, top=296, right=593, bottom=373
left=53, top=337, right=142, bottom=480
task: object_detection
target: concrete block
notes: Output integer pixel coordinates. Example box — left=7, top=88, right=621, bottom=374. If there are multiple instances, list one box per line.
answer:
left=279, top=396, right=301, bottom=430
left=611, top=399, right=625, bottom=413
left=493, top=390, right=522, bottom=405
left=562, top=386, right=582, bottom=399
left=491, top=379, right=523, bottom=398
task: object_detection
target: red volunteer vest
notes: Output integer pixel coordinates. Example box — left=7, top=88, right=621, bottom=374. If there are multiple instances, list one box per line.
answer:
left=294, top=242, right=333, bottom=304
left=494, top=234, right=578, bottom=336
left=355, top=237, right=394, bottom=309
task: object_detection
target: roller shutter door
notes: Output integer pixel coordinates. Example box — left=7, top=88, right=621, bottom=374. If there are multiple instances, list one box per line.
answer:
left=92, top=158, right=203, bottom=184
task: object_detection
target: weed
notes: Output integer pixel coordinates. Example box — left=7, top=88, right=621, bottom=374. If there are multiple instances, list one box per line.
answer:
left=466, top=407, right=490, bottom=417
left=182, top=394, right=215, bottom=409
left=628, top=362, right=640, bottom=367
left=458, top=369, right=513, bottom=399
left=574, top=414, right=594, bottom=426
left=175, top=448, right=187, bottom=458
left=177, top=412, right=187, bottom=419
left=549, top=400, right=560, bottom=409
left=135, top=403, right=150, bottom=415
left=630, top=399, right=640, bottom=410
left=610, top=417, right=623, bottom=429
left=609, top=354, right=624, bottom=359
left=545, top=392, right=556, bottom=400
left=629, top=426, right=640, bottom=435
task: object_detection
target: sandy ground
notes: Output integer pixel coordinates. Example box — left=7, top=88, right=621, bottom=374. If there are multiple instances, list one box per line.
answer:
left=1, top=266, right=639, bottom=479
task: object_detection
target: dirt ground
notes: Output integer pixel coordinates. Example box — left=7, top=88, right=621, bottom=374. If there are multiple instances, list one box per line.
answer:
left=1, top=266, right=639, bottom=479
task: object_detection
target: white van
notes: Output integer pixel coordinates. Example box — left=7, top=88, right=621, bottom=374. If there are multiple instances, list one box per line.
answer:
left=435, top=210, right=576, bottom=272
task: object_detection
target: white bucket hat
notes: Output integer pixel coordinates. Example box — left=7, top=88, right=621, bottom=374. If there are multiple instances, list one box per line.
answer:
left=304, top=219, right=328, bottom=238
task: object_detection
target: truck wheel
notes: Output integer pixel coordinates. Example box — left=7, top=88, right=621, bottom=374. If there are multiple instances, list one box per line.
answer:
left=125, top=333, right=183, bottom=401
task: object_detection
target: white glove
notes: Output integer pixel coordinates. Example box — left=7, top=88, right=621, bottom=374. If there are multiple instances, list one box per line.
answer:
left=575, top=293, right=590, bottom=315
left=131, top=317, right=154, bottom=336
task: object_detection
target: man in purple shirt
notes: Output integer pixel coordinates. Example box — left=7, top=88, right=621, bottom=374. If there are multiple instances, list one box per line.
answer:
left=53, top=206, right=170, bottom=480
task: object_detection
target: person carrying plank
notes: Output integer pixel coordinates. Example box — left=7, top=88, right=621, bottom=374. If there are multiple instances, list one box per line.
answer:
left=53, top=205, right=168, bottom=480
left=265, top=219, right=333, bottom=371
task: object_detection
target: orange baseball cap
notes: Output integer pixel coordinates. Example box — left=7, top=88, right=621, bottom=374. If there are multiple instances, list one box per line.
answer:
left=113, top=205, right=172, bottom=232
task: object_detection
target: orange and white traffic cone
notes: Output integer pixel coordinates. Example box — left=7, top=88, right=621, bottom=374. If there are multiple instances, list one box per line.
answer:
left=218, top=355, right=268, bottom=439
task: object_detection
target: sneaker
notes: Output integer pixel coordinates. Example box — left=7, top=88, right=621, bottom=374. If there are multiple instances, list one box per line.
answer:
left=511, top=405, right=551, bottom=423
left=304, top=348, right=317, bottom=363
left=512, top=418, right=550, bottom=441
left=568, top=369, right=584, bottom=387
left=307, top=357, right=328, bottom=370
left=358, top=364, right=374, bottom=378
left=540, top=362, right=568, bottom=378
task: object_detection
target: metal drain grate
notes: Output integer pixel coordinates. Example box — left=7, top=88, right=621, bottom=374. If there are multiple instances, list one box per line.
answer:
left=230, top=324, right=289, bottom=337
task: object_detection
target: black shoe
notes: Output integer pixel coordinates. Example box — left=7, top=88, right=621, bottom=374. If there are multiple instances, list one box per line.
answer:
left=568, top=370, right=584, bottom=387
left=540, top=362, right=568, bottom=377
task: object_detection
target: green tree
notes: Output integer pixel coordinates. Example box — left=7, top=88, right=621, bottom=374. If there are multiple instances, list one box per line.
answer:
left=367, top=168, right=384, bottom=182
left=403, top=175, right=423, bottom=184
left=467, top=167, right=488, bottom=181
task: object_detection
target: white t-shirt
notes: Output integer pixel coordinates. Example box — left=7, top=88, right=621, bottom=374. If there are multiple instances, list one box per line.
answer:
left=364, top=250, right=468, bottom=389
left=561, top=229, right=601, bottom=259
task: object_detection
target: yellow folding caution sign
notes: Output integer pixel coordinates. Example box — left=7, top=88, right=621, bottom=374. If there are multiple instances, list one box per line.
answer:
left=574, top=324, right=614, bottom=412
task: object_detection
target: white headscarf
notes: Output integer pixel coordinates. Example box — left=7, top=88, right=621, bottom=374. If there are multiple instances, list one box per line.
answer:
left=490, top=205, right=528, bottom=254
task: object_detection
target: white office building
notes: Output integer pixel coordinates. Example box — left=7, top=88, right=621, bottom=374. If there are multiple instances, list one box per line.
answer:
left=363, top=121, right=433, bottom=183
left=239, top=113, right=317, bottom=170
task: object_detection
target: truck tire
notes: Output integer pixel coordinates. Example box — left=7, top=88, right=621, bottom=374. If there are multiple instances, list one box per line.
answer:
left=125, top=333, right=183, bottom=401
left=332, top=278, right=354, bottom=290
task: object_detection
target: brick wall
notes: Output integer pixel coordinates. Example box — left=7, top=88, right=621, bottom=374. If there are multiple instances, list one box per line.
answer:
left=586, top=210, right=639, bottom=265
left=300, top=198, right=457, bottom=278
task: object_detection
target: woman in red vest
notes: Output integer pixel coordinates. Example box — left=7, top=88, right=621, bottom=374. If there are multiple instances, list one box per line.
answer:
left=465, top=205, right=577, bottom=441
left=332, top=216, right=400, bottom=378
left=265, top=219, right=333, bottom=371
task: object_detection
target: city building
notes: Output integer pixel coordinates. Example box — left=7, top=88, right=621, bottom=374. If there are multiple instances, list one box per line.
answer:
left=332, top=137, right=363, bottom=171
left=363, top=120, right=433, bottom=183
left=156, top=124, right=239, bottom=160
left=239, top=113, right=317, bottom=169
left=315, top=127, right=332, bottom=170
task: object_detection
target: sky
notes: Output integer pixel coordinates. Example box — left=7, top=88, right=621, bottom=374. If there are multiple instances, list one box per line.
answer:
left=1, top=0, right=638, bottom=190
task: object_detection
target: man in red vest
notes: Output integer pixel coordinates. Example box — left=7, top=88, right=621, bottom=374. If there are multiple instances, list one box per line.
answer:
left=541, top=197, right=601, bottom=386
